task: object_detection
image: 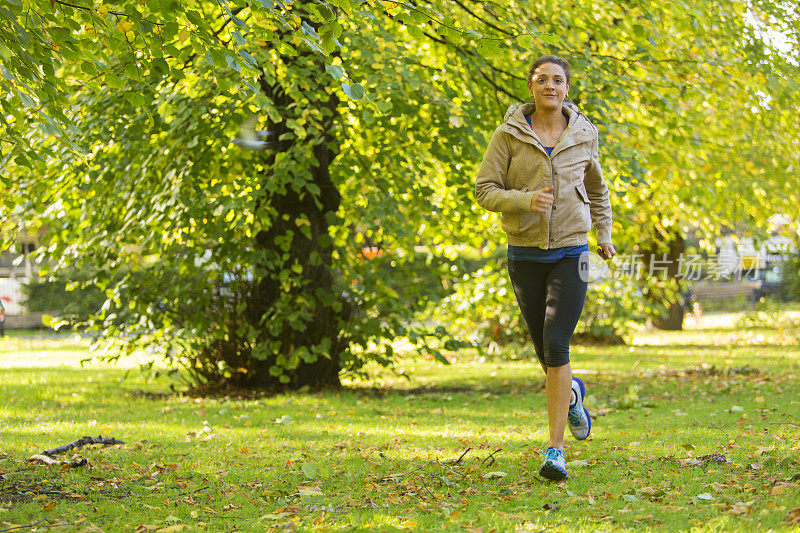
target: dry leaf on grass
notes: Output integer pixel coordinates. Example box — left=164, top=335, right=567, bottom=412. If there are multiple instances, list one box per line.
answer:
left=297, top=486, right=323, bottom=496
left=730, top=501, right=754, bottom=515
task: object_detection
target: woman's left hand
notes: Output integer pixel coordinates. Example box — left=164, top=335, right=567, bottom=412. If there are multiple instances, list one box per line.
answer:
left=597, top=243, right=617, bottom=260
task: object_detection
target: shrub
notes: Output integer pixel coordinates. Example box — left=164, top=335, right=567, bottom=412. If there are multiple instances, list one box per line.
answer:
left=22, top=271, right=105, bottom=321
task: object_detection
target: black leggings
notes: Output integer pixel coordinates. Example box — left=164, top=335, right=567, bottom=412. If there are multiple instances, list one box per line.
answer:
left=507, top=257, right=588, bottom=369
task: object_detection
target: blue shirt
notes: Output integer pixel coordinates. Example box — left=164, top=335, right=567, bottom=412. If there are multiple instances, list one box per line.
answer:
left=525, top=114, right=555, bottom=157
left=508, top=243, right=588, bottom=262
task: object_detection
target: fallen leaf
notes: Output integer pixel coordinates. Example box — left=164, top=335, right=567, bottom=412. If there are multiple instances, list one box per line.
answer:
left=156, top=526, right=189, bottom=532
left=730, top=501, right=754, bottom=515
left=483, top=471, right=507, bottom=479
left=696, top=453, right=731, bottom=465
left=622, top=494, right=638, bottom=502
left=259, top=512, right=291, bottom=521
left=730, top=405, right=744, bottom=412
left=542, top=503, right=558, bottom=510
left=785, top=508, right=800, bottom=525
left=298, top=486, right=323, bottom=496
left=566, top=460, right=587, bottom=468
left=770, top=483, right=790, bottom=496
left=697, top=493, right=714, bottom=501
left=639, top=487, right=665, bottom=497
left=42, top=501, right=56, bottom=511
left=301, top=463, right=317, bottom=480
left=680, top=443, right=696, bottom=452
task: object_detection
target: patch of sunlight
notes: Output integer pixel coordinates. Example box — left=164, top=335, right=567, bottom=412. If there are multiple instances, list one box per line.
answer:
left=322, top=424, right=531, bottom=444
left=348, top=512, right=424, bottom=530
left=691, top=311, right=744, bottom=329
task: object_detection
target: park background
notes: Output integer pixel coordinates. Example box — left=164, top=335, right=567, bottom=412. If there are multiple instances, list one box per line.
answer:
left=1, top=0, right=799, bottom=531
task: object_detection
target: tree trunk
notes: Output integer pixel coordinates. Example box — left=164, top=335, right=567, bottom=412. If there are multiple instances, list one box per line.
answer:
left=196, top=19, right=351, bottom=392
left=641, top=228, right=686, bottom=331
left=249, top=83, right=346, bottom=390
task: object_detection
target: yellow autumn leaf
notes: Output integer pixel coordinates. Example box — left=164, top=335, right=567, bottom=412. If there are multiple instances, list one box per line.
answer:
left=297, top=486, right=323, bottom=496
left=179, top=28, right=191, bottom=41
left=156, top=525, right=189, bottom=532
left=116, top=20, right=132, bottom=32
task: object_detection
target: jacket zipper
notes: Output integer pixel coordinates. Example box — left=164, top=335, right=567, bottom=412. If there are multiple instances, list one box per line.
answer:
left=547, top=156, right=555, bottom=250
left=529, top=133, right=556, bottom=250
left=508, top=121, right=562, bottom=250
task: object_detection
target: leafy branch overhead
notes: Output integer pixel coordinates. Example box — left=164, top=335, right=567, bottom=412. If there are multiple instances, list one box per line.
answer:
left=0, top=0, right=570, bottom=166
left=1, top=0, right=798, bottom=389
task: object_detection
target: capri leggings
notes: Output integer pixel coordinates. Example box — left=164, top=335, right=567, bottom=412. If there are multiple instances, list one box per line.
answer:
left=507, top=256, right=588, bottom=369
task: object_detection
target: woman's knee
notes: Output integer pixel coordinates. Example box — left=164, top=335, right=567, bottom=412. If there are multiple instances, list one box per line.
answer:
left=544, top=340, right=570, bottom=367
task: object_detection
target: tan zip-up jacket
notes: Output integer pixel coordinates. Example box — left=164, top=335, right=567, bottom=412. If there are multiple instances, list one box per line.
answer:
left=475, top=101, right=612, bottom=248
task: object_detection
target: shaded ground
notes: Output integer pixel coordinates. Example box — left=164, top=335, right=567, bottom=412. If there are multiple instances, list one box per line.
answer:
left=0, top=309, right=798, bottom=531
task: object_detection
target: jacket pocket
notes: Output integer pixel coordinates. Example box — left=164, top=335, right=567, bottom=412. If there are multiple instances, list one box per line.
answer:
left=501, top=212, right=518, bottom=235
left=501, top=210, right=541, bottom=236
left=575, top=184, right=591, bottom=232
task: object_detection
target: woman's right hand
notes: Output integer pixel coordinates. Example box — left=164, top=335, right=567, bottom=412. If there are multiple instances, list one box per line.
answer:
left=530, top=186, right=554, bottom=212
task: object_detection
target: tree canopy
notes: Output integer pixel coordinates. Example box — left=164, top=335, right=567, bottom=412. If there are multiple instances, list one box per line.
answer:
left=2, top=0, right=798, bottom=390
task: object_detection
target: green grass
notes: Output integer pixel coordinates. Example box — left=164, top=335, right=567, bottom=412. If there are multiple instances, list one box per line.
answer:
left=1, top=308, right=799, bottom=532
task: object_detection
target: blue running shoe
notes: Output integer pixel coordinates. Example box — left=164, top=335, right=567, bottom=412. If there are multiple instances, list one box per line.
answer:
left=539, top=447, right=567, bottom=481
left=568, top=377, right=591, bottom=440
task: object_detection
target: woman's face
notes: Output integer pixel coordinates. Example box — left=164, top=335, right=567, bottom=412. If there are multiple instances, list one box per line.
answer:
left=527, top=62, right=570, bottom=111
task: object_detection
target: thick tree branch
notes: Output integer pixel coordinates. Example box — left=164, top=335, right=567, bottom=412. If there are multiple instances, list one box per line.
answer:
left=54, top=0, right=164, bottom=25
left=178, top=6, right=247, bottom=71
left=422, top=0, right=511, bottom=36
left=38, top=435, right=125, bottom=457
left=419, top=28, right=519, bottom=101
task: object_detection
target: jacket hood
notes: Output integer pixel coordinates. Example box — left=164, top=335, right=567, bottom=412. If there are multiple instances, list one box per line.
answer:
left=504, top=100, right=596, bottom=133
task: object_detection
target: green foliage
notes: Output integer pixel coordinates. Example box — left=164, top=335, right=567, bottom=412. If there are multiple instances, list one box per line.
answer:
left=2, top=0, right=799, bottom=388
left=780, top=249, right=800, bottom=301
left=573, top=276, right=656, bottom=344
left=22, top=271, right=105, bottom=319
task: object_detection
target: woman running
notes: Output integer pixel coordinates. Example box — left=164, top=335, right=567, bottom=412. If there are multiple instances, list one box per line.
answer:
left=475, top=55, right=615, bottom=481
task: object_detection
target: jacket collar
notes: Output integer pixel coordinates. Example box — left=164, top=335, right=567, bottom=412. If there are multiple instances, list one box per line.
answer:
left=503, top=101, right=594, bottom=157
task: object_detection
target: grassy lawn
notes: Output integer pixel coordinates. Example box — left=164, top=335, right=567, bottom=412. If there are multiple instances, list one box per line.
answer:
left=1, top=307, right=799, bottom=532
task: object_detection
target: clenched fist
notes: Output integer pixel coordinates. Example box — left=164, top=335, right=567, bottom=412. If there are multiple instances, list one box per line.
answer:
left=530, top=186, right=554, bottom=213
